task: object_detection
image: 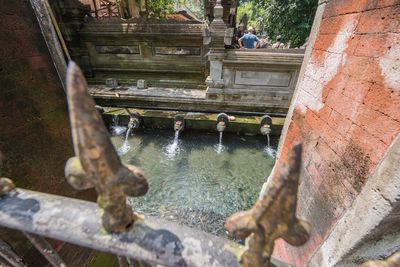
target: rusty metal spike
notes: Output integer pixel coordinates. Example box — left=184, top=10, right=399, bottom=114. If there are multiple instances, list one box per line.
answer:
left=225, top=144, right=311, bottom=267
left=0, top=178, right=15, bottom=197
left=0, top=152, right=15, bottom=198
left=65, top=62, right=149, bottom=233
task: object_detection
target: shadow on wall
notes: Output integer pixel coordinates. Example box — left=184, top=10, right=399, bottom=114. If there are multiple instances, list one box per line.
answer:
left=0, top=1, right=98, bottom=266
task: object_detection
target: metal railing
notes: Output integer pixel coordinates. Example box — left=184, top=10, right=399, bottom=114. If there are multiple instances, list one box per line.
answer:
left=0, top=62, right=310, bottom=267
left=89, top=0, right=120, bottom=18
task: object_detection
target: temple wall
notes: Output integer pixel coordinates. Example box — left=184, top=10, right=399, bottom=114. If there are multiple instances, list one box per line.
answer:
left=206, top=49, right=304, bottom=110
left=79, top=21, right=207, bottom=89
left=273, top=0, right=400, bottom=265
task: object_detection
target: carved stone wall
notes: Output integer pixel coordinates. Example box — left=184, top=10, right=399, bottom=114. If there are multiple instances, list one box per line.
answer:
left=274, top=0, right=400, bottom=265
left=206, top=49, right=304, bottom=109
left=79, top=21, right=207, bottom=89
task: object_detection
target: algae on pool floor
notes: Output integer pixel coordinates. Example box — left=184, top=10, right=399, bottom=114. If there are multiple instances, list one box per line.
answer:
left=110, top=130, right=277, bottom=237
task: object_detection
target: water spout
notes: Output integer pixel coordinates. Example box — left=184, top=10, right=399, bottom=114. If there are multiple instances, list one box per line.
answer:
left=216, top=113, right=229, bottom=133
left=260, top=115, right=276, bottom=157
left=128, top=116, right=140, bottom=130
left=260, top=115, right=272, bottom=136
left=217, top=121, right=226, bottom=132
left=118, top=111, right=142, bottom=155
left=174, top=115, right=185, bottom=133
left=127, top=110, right=142, bottom=130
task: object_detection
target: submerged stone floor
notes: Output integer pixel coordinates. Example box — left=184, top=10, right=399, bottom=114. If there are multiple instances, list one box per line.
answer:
left=110, top=129, right=278, bottom=238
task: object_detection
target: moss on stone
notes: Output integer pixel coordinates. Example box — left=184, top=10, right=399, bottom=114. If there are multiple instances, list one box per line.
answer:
left=103, top=107, right=284, bottom=136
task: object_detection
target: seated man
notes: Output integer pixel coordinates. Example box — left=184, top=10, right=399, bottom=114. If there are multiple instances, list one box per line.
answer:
left=239, top=27, right=260, bottom=49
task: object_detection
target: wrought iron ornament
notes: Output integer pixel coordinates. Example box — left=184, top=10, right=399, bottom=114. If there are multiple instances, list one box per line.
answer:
left=64, top=62, right=149, bottom=233
left=225, top=144, right=311, bottom=267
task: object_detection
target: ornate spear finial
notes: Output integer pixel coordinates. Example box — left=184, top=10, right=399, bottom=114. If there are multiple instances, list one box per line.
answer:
left=0, top=152, right=15, bottom=197
left=225, top=144, right=311, bottom=267
left=64, top=62, right=149, bottom=233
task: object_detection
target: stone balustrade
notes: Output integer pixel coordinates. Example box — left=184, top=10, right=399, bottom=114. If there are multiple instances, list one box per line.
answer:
left=206, top=49, right=305, bottom=109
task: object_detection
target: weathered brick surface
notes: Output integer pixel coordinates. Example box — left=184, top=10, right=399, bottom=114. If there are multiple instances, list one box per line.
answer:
left=0, top=1, right=96, bottom=265
left=274, top=1, right=400, bottom=266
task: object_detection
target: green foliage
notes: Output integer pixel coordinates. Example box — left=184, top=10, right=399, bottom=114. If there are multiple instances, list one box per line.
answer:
left=237, top=2, right=257, bottom=28
left=181, top=0, right=204, bottom=20
left=144, top=0, right=202, bottom=19
left=238, top=0, right=318, bottom=47
left=145, top=0, right=174, bottom=18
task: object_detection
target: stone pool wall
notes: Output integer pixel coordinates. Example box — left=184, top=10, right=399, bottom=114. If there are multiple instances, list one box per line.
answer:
left=274, top=0, right=400, bottom=266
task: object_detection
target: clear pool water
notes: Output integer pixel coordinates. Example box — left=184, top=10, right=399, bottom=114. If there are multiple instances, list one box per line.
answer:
left=110, top=128, right=277, bottom=236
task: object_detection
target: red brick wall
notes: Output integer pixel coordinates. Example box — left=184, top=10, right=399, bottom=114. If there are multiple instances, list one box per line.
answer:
left=274, top=1, right=400, bottom=265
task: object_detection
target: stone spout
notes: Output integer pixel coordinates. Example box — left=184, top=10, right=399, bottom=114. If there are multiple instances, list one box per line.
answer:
left=127, top=111, right=142, bottom=129
left=174, top=115, right=185, bottom=132
left=217, top=113, right=229, bottom=132
left=260, top=115, right=273, bottom=136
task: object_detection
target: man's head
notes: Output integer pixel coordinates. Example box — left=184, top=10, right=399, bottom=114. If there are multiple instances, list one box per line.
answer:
left=248, top=26, right=255, bottom=34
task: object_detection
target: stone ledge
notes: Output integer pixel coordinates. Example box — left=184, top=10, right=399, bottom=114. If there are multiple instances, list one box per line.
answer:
left=102, top=107, right=286, bottom=136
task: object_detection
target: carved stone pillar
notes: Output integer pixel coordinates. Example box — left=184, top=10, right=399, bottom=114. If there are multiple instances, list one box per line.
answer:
left=204, top=0, right=233, bottom=98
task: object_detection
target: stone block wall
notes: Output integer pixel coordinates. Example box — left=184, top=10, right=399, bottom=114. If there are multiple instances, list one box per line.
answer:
left=78, top=21, right=207, bottom=89
left=273, top=0, right=400, bottom=265
left=206, top=49, right=304, bottom=111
